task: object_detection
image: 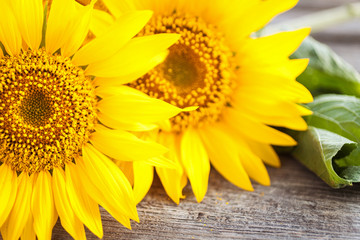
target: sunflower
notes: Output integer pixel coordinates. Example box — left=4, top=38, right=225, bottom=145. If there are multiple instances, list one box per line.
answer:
left=93, top=0, right=313, bottom=203
left=0, top=0, right=184, bottom=239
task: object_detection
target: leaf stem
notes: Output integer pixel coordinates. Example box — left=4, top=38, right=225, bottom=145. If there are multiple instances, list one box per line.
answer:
left=269, top=2, right=360, bottom=33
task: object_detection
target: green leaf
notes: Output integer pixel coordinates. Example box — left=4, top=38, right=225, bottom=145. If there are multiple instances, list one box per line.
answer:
left=306, top=94, right=360, bottom=142
left=292, top=94, right=360, bottom=187
left=340, top=166, right=360, bottom=182
left=292, top=36, right=360, bottom=97
left=292, top=127, right=356, bottom=188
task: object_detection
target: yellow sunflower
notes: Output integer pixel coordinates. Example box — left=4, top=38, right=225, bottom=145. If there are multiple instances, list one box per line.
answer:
left=93, top=0, right=313, bottom=203
left=0, top=0, right=184, bottom=239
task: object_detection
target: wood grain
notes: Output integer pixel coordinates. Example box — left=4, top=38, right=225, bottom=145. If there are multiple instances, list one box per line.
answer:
left=49, top=0, right=359, bottom=239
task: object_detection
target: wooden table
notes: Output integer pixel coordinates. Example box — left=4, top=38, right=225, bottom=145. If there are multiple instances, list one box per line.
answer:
left=52, top=1, right=360, bottom=239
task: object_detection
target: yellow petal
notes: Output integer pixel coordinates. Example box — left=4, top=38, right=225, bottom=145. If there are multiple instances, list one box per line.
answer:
left=101, top=0, right=136, bottom=18
left=133, top=132, right=177, bottom=170
left=90, top=9, right=115, bottom=37
left=239, top=108, right=309, bottom=131
left=45, top=0, right=77, bottom=54
left=3, top=173, right=32, bottom=240
left=85, top=34, right=180, bottom=77
left=245, top=59, right=309, bottom=80
left=61, top=3, right=93, bottom=57
left=240, top=28, right=310, bottom=63
left=53, top=168, right=86, bottom=240
left=1, top=218, right=9, bottom=239
left=0, top=1, right=22, bottom=55
left=233, top=91, right=312, bottom=119
left=244, top=57, right=309, bottom=80
left=246, top=140, right=281, bottom=168
left=93, top=51, right=168, bottom=87
left=81, top=144, right=138, bottom=222
left=72, top=10, right=153, bottom=66
left=237, top=143, right=270, bottom=186
left=198, top=125, right=254, bottom=191
left=133, top=161, right=154, bottom=204
left=156, top=133, right=186, bottom=204
left=90, top=125, right=168, bottom=162
left=224, top=108, right=297, bottom=146
left=31, top=171, right=57, bottom=240
left=232, top=0, right=298, bottom=39
left=116, top=161, right=134, bottom=186
left=236, top=70, right=313, bottom=103
left=146, top=156, right=177, bottom=169
left=74, top=152, right=134, bottom=229
left=238, top=83, right=313, bottom=105
left=97, top=86, right=184, bottom=124
left=65, top=162, right=103, bottom=238
left=95, top=84, right=149, bottom=98
left=0, top=164, right=17, bottom=228
left=266, top=116, right=308, bottom=131
left=11, top=0, right=43, bottom=50
left=217, top=0, right=258, bottom=29
left=295, top=104, right=313, bottom=116
left=180, top=127, right=210, bottom=202
left=21, top=213, right=36, bottom=240
left=286, top=59, right=310, bottom=78
left=97, top=111, right=158, bottom=131
left=223, top=129, right=271, bottom=186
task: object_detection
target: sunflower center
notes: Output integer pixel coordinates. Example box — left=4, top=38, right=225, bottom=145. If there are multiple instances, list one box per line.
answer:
left=0, top=49, right=95, bottom=173
left=18, top=89, right=54, bottom=127
left=130, top=13, right=234, bottom=132
left=162, top=45, right=206, bottom=91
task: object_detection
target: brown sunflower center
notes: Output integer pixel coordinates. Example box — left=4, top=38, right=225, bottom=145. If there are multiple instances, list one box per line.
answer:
left=162, top=44, right=206, bottom=92
left=129, top=13, right=234, bottom=132
left=18, top=89, right=54, bottom=127
left=0, top=49, right=95, bottom=173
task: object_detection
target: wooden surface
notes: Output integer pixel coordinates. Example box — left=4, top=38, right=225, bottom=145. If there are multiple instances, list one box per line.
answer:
left=51, top=1, right=360, bottom=239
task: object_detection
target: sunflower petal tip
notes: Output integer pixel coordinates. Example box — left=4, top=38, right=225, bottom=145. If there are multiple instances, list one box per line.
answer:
left=168, top=194, right=181, bottom=204
left=134, top=10, right=154, bottom=25
left=133, top=216, right=140, bottom=224
left=195, top=197, right=204, bottom=203
left=303, top=27, right=312, bottom=35
left=263, top=178, right=271, bottom=187
left=194, top=192, right=206, bottom=203
left=168, top=33, right=181, bottom=43
left=295, top=27, right=311, bottom=41
left=289, top=140, right=298, bottom=147
left=133, top=210, right=140, bottom=223
left=247, top=185, right=255, bottom=192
